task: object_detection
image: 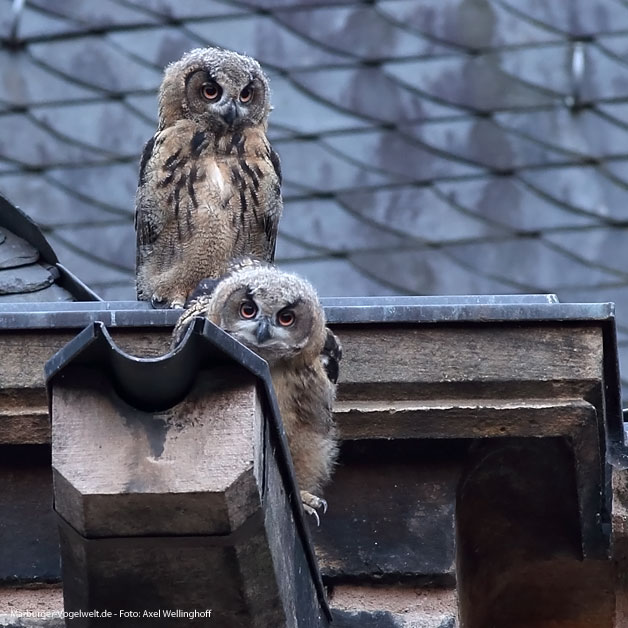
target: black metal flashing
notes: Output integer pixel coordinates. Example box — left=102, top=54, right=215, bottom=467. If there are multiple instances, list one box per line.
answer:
left=0, top=295, right=616, bottom=328
left=0, top=194, right=58, bottom=267
left=45, top=319, right=331, bottom=620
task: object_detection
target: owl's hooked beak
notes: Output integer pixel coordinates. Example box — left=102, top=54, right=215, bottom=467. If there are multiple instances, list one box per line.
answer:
left=221, top=100, right=238, bottom=127
left=256, top=317, right=272, bottom=343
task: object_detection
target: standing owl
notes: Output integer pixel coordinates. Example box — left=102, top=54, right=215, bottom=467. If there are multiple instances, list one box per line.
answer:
left=135, top=48, right=283, bottom=308
left=172, top=262, right=341, bottom=523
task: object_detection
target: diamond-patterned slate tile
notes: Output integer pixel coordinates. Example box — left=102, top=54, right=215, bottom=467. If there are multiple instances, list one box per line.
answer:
left=27, top=0, right=160, bottom=30
left=520, top=164, right=628, bottom=222
left=600, top=160, right=628, bottom=189
left=279, top=258, right=398, bottom=297
left=273, top=4, right=454, bottom=60
left=403, top=118, right=572, bottom=171
left=0, top=50, right=99, bottom=107
left=0, top=113, right=106, bottom=167
left=1, top=3, right=83, bottom=41
left=274, top=138, right=397, bottom=192
left=436, top=177, right=601, bottom=232
left=47, top=228, right=134, bottom=287
left=323, top=130, right=486, bottom=182
left=29, top=37, right=163, bottom=94
left=31, top=102, right=154, bottom=159
left=53, top=223, right=135, bottom=273
left=543, top=228, right=628, bottom=278
left=384, top=54, right=560, bottom=112
left=580, top=45, right=628, bottom=103
left=348, top=247, right=521, bottom=295
left=444, top=237, right=620, bottom=292
left=378, top=0, right=563, bottom=49
left=274, top=234, right=323, bottom=261
left=597, top=103, right=628, bottom=128
left=94, top=283, right=136, bottom=301
left=337, top=185, right=509, bottom=243
left=498, top=0, right=628, bottom=37
left=185, top=15, right=348, bottom=71
left=234, top=0, right=355, bottom=8
left=124, top=94, right=159, bottom=126
left=46, top=164, right=138, bottom=218
left=119, top=0, right=248, bottom=20
left=0, top=173, right=122, bottom=228
left=268, top=75, right=370, bottom=135
left=280, top=198, right=407, bottom=252
left=107, top=27, right=202, bottom=70
left=495, top=109, right=628, bottom=160
left=596, top=33, right=628, bottom=60
left=291, top=66, right=465, bottom=124
left=0, top=160, right=19, bottom=173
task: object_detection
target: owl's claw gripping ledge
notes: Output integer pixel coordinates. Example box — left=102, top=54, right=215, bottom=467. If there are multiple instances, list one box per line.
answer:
left=301, top=491, right=327, bottom=526
left=151, top=294, right=185, bottom=309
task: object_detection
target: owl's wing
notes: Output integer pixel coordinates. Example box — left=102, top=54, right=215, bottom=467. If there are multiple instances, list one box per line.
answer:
left=321, top=328, right=342, bottom=384
left=135, top=136, right=164, bottom=256
left=264, top=146, right=283, bottom=262
left=135, top=136, right=174, bottom=256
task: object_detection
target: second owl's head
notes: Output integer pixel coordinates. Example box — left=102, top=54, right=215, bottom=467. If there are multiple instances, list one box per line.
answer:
left=158, top=47, right=271, bottom=132
left=207, top=265, right=326, bottom=366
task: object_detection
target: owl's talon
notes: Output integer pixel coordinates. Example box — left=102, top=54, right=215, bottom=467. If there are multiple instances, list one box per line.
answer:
left=301, top=490, right=327, bottom=525
left=303, top=503, right=321, bottom=527
left=151, top=295, right=185, bottom=309
left=150, top=295, right=169, bottom=309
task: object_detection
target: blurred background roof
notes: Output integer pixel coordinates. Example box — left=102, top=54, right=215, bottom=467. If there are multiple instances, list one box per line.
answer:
left=1, top=0, right=628, bottom=387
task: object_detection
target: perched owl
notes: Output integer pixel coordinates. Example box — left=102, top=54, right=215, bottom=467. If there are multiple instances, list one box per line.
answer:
left=135, top=47, right=283, bottom=308
left=172, top=262, right=341, bottom=523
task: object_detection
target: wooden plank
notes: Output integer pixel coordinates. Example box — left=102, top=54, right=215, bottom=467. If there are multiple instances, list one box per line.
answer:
left=334, top=399, right=595, bottom=440
left=0, top=323, right=606, bottom=446
left=333, top=324, right=603, bottom=401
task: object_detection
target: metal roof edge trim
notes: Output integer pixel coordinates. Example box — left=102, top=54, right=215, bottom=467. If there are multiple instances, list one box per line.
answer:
left=0, top=298, right=616, bottom=329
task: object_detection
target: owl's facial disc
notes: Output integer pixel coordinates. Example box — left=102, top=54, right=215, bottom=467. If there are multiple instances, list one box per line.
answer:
left=225, top=294, right=306, bottom=364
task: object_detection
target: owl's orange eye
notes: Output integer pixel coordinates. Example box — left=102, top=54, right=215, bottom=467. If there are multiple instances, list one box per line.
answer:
left=277, top=310, right=295, bottom=327
left=240, top=301, right=258, bottom=319
left=240, top=86, right=253, bottom=103
left=201, top=82, right=221, bottom=101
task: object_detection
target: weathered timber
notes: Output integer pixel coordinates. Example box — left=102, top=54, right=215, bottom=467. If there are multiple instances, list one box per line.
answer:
left=47, top=321, right=330, bottom=628
left=0, top=297, right=624, bottom=627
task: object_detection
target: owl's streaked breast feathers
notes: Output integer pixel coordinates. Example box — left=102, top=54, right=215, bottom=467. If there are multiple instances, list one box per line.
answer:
left=135, top=47, right=282, bottom=308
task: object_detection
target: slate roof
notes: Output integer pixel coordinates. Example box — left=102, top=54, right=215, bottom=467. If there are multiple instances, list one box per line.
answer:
left=0, top=193, right=100, bottom=302
left=1, top=0, right=628, bottom=387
